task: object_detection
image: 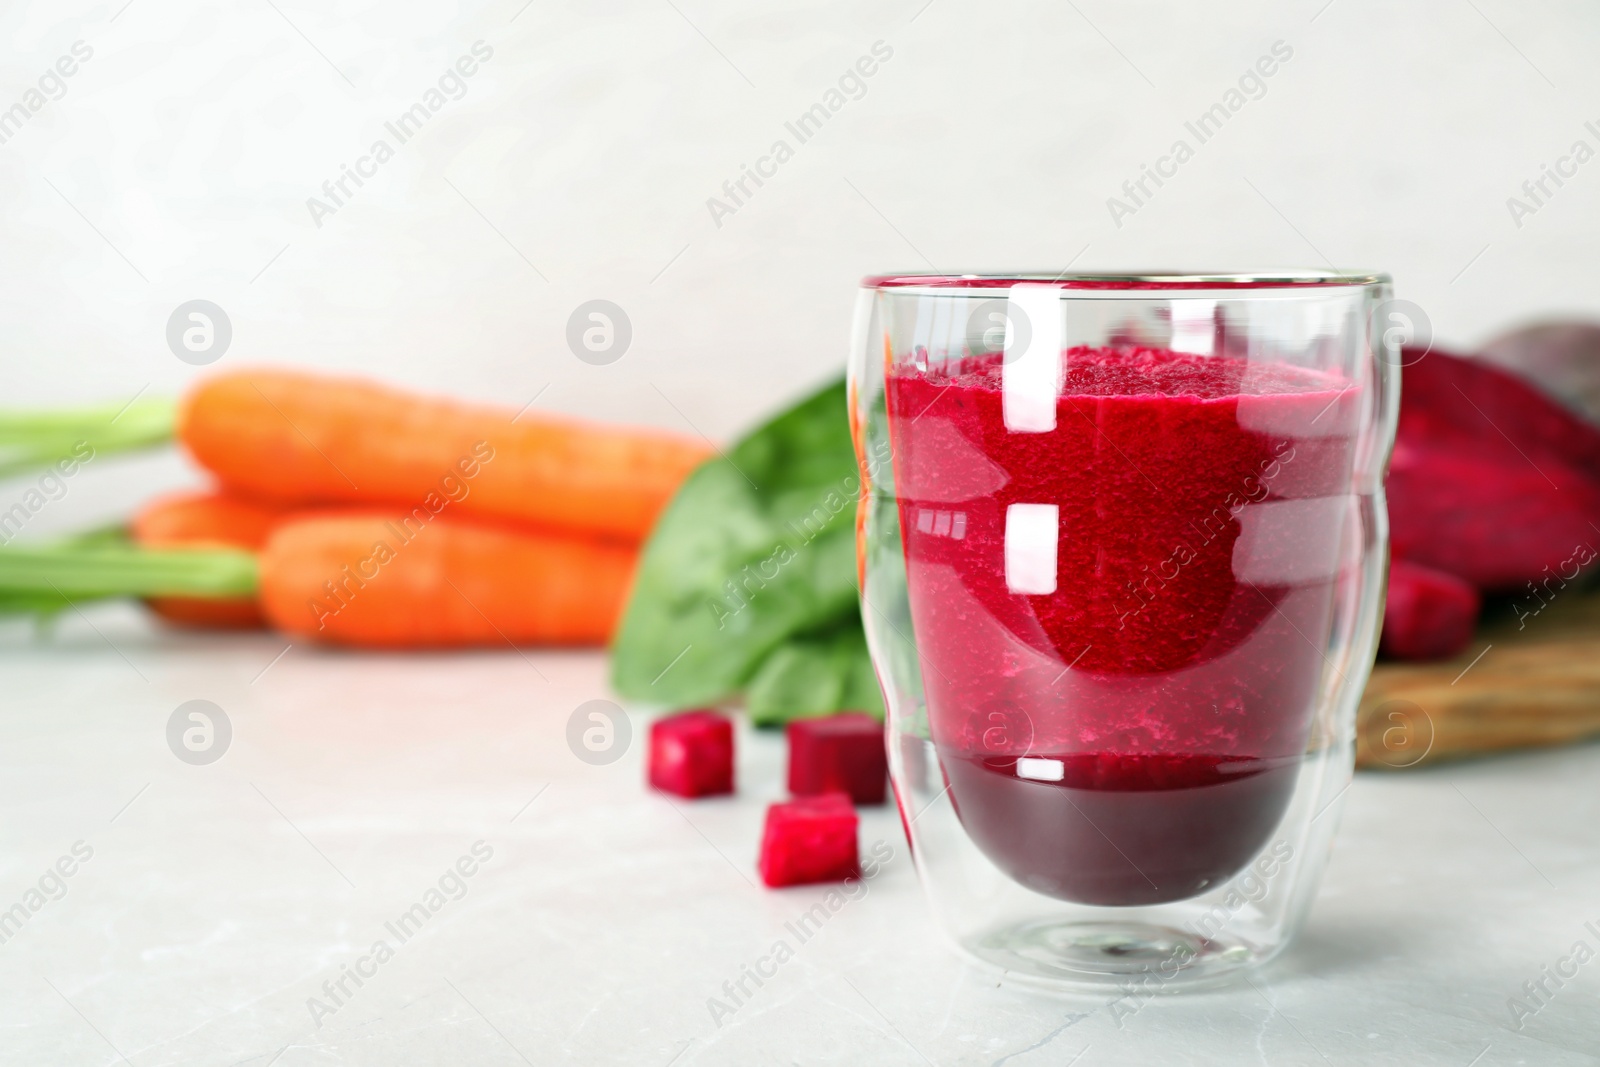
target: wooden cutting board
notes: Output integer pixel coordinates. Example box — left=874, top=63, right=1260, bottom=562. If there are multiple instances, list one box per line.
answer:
left=1356, top=585, right=1600, bottom=769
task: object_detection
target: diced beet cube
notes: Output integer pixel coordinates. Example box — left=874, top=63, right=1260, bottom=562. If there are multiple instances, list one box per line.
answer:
left=1380, top=560, right=1481, bottom=660
left=758, top=793, right=859, bottom=887
left=648, top=710, right=734, bottom=798
left=786, top=713, right=888, bottom=805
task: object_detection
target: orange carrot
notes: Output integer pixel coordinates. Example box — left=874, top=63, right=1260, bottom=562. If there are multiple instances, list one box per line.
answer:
left=132, top=490, right=286, bottom=547
left=131, top=490, right=288, bottom=628
left=258, top=512, right=636, bottom=648
left=177, top=369, right=712, bottom=543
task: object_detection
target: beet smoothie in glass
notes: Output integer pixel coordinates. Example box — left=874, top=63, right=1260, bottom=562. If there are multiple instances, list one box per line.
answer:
left=886, top=344, right=1359, bottom=907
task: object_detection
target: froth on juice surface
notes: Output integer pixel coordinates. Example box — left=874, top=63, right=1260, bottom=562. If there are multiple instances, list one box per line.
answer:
left=886, top=346, right=1360, bottom=906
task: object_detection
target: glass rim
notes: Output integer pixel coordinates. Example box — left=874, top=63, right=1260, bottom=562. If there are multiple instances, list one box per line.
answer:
left=861, top=269, right=1391, bottom=291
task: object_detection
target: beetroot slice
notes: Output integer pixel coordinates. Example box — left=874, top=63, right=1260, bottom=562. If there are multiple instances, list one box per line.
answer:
left=758, top=793, right=859, bottom=888
left=648, top=710, right=734, bottom=798
left=1401, top=347, right=1600, bottom=486
left=787, top=713, right=888, bottom=805
left=1391, top=348, right=1600, bottom=590
left=1387, top=444, right=1600, bottom=590
left=1380, top=560, right=1481, bottom=661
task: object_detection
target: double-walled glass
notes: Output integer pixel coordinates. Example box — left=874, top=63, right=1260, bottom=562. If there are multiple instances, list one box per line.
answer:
left=849, top=272, right=1397, bottom=989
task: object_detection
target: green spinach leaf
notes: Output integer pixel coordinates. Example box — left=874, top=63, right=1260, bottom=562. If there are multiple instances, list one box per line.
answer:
left=745, top=620, right=883, bottom=727
left=610, top=377, right=869, bottom=713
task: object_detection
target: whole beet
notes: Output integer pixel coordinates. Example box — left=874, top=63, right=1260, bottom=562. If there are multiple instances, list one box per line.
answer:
left=1480, top=321, right=1600, bottom=426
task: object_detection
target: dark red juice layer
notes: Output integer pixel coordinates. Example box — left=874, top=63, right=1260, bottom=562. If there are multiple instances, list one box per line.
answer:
left=943, top=753, right=1299, bottom=905
left=886, top=346, right=1358, bottom=905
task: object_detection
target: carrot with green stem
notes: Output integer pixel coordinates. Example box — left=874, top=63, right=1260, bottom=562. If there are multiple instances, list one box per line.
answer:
left=0, top=371, right=711, bottom=542
left=0, top=512, right=636, bottom=648
left=131, top=490, right=290, bottom=628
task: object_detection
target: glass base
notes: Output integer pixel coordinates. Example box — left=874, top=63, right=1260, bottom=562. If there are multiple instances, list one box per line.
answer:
left=961, top=917, right=1266, bottom=992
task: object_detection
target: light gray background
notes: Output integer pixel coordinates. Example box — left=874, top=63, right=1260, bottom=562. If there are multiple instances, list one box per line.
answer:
left=4, top=3, right=1600, bottom=1065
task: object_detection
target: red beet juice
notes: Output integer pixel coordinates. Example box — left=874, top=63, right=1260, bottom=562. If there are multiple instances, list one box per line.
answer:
left=886, top=345, right=1358, bottom=906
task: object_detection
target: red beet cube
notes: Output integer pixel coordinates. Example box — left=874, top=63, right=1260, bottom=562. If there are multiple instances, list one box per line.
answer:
left=648, top=710, right=734, bottom=798
left=1380, top=560, right=1481, bottom=660
left=758, top=793, right=859, bottom=887
left=787, top=713, right=888, bottom=805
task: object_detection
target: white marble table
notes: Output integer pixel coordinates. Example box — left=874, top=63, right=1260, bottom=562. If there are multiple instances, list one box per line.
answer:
left=2, top=607, right=1597, bottom=1066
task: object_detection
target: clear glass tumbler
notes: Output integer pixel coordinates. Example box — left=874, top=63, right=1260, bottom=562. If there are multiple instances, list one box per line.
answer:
left=849, top=271, right=1397, bottom=990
